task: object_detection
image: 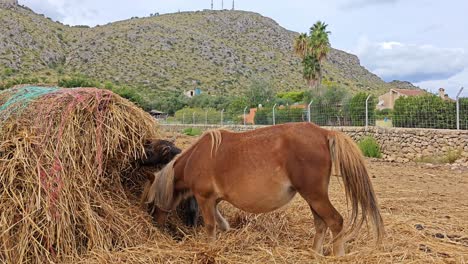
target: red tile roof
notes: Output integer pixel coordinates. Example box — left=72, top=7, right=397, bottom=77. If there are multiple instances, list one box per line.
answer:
left=392, top=89, right=426, bottom=96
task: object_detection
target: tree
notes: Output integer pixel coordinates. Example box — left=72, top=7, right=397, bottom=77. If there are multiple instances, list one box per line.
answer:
left=293, top=21, right=331, bottom=90
left=346, top=93, right=375, bottom=126
left=245, top=77, right=274, bottom=107
left=309, top=21, right=331, bottom=86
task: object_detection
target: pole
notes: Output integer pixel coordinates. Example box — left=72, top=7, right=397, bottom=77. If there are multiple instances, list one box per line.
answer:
left=273, top=103, right=277, bottom=125
left=205, top=109, right=208, bottom=125
left=222, top=0, right=224, bottom=9
left=192, top=112, right=195, bottom=124
left=211, top=0, right=213, bottom=10
left=243, top=106, right=248, bottom=126
left=307, top=100, right=313, bottom=123
left=221, top=109, right=225, bottom=126
left=182, top=113, right=185, bottom=124
left=456, top=87, right=464, bottom=130
left=365, top=95, right=371, bottom=130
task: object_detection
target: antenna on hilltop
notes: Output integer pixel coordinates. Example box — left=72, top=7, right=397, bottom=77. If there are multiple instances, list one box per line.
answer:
left=222, top=0, right=224, bottom=10
left=232, top=0, right=235, bottom=10
left=211, top=0, right=213, bottom=10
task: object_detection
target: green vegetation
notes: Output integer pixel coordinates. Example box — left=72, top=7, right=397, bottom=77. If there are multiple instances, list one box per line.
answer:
left=347, top=92, right=376, bottom=126
left=358, top=136, right=382, bottom=158
left=416, top=149, right=462, bottom=164
left=393, top=95, right=468, bottom=129
left=182, top=127, right=203, bottom=136
left=293, top=21, right=331, bottom=89
left=255, top=107, right=305, bottom=125
left=277, top=91, right=305, bottom=103
left=58, top=75, right=100, bottom=88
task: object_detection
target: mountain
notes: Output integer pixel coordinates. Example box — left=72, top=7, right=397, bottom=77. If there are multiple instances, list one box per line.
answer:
left=0, top=3, right=417, bottom=97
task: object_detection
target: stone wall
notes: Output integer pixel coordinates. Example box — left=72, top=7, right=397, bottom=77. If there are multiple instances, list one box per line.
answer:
left=160, top=124, right=468, bottom=165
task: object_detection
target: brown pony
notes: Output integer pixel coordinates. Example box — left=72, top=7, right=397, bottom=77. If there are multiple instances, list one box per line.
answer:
left=142, top=123, right=384, bottom=256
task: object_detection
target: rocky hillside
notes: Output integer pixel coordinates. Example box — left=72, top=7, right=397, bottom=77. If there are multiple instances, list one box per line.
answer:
left=0, top=3, right=414, bottom=95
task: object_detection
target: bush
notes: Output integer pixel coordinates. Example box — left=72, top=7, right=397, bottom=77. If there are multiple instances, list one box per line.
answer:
left=175, top=108, right=221, bottom=124
left=393, top=95, right=466, bottom=129
left=358, top=136, right=382, bottom=158
left=254, top=107, right=305, bottom=125
left=416, top=148, right=462, bottom=164
left=58, top=75, right=99, bottom=88
left=277, top=91, right=305, bottom=103
left=182, top=127, right=202, bottom=136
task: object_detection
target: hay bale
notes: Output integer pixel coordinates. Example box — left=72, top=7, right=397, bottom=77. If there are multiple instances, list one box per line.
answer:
left=0, top=86, right=161, bottom=263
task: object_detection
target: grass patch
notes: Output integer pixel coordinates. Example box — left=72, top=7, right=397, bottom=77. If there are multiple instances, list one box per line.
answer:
left=416, top=149, right=463, bottom=164
left=358, top=136, right=382, bottom=158
left=182, top=127, right=202, bottom=137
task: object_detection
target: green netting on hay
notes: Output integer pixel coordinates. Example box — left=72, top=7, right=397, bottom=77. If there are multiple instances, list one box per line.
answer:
left=0, top=86, right=58, bottom=121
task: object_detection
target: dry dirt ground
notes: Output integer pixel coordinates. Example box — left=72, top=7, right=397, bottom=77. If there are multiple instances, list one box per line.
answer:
left=87, top=132, right=468, bottom=263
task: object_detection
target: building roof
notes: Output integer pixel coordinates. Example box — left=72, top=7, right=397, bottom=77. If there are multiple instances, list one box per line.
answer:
left=149, top=110, right=165, bottom=114
left=392, top=89, right=426, bottom=96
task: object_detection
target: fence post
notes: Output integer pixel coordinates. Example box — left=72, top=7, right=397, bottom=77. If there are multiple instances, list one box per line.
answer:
left=456, top=87, right=464, bottom=130
left=192, top=112, right=195, bottom=124
left=308, top=100, right=313, bottom=123
left=365, top=95, right=371, bottom=130
left=272, top=103, right=277, bottom=125
left=182, top=113, right=185, bottom=124
left=243, top=106, right=248, bottom=126
left=221, top=109, right=225, bottom=126
left=205, top=109, right=208, bottom=125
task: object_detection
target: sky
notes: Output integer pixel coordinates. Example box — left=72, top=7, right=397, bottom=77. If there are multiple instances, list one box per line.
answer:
left=19, top=0, right=468, bottom=98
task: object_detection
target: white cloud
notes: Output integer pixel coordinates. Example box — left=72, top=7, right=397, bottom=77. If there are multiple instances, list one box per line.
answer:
left=20, top=0, right=101, bottom=26
left=354, top=37, right=468, bottom=84
left=415, top=69, right=468, bottom=98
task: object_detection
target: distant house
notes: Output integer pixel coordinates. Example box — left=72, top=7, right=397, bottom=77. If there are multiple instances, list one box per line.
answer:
left=438, top=88, right=455, bottom=102
left=377, top=89, right=426, bottom=110
left=184, top=88, right=202, bottom=98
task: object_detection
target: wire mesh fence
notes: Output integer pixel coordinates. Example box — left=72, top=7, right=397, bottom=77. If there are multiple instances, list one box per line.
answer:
left=160, top=92, right=468, bottom=130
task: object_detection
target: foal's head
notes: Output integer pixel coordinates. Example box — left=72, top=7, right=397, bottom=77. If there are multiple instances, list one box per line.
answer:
left=141, top=139, right=181, bottom=169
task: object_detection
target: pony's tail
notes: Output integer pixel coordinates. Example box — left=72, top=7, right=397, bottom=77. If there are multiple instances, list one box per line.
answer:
left=328, top=131, right=384, bottom=243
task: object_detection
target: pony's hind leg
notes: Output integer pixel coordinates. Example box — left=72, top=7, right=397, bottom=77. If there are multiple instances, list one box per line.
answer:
left=196, top=195, right=217, bottom=241
left=301, top=193, right=345, bottom=256
left=310, top=206, right=328, bottom=255
left=215, top=203, right=230, bottom=232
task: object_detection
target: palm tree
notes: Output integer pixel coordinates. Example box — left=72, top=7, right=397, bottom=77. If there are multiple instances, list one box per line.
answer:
left=310, top=21, right=331, bottom=86
left=293, top=21, right=331, bottom=90
left=293, top=33, right=308, bottom=57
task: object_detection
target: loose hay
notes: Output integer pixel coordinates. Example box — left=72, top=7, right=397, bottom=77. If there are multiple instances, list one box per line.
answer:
left=2, top=91, right=467, bottom=264
left=0, top=86, right=163, bottom=263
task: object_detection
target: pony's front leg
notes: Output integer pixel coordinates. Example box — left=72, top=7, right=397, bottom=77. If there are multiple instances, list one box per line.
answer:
left=196, top=195, right=217, bottom=242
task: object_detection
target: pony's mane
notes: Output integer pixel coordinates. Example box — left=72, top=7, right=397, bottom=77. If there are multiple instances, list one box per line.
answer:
left=174, top=129, right=224, bottom=162
left=145, top=158, right=176, bottom=211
